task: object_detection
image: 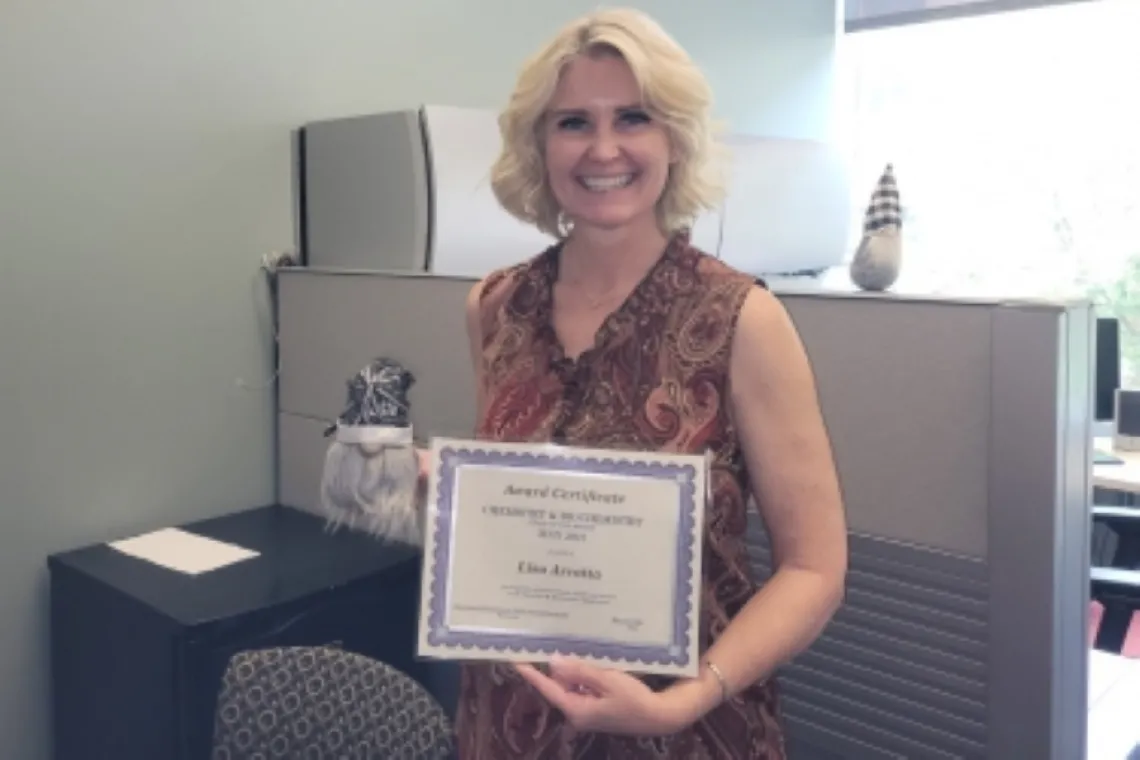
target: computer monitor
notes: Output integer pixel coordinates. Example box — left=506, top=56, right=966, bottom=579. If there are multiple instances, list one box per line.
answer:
left=1095, top=317, right=1120, bottom=430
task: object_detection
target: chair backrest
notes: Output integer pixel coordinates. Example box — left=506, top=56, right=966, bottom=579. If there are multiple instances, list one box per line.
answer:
left=211, top=646, right=453, bottom=760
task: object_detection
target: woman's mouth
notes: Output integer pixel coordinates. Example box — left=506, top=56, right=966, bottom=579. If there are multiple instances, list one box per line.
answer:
left=578, top=173, right=636, bottom=192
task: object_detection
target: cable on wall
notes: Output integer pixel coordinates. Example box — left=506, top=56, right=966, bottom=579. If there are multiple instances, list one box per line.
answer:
left=235, top=250, right=299, bottom=392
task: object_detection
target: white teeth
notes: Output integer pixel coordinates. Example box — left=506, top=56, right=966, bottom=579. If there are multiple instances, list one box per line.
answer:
left=580, top=174, right=634, bottom=192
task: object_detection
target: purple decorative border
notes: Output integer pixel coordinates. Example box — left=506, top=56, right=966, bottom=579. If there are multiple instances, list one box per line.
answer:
left=426, top=445, right=699, bottom=670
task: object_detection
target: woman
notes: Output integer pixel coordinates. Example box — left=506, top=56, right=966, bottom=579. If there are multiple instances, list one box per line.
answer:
left=455, top=8, right=847, bottom=758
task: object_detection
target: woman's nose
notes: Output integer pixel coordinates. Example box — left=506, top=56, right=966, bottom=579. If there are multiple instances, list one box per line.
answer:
left=586, top=127, right=621, bottom=162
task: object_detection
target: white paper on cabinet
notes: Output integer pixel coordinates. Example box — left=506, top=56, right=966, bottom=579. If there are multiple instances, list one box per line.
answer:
left=107, top=527, right=259, bottom=575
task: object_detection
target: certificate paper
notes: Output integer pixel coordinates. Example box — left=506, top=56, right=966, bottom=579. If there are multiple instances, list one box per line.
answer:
left=417, top=437, right=706, bottom=677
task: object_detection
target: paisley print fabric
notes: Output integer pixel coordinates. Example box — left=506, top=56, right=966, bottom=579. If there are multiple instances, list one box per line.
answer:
left=456, top=236, right=786, bottom=759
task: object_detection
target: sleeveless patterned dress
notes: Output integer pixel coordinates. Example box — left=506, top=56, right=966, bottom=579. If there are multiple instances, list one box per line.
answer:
left=456, top=235, right=786, bottom=760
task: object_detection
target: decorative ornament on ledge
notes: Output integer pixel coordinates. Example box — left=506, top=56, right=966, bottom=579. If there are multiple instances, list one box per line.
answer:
left=318, top=357, right=422, bottom=546
left=850, top=163, right=903, bottom=292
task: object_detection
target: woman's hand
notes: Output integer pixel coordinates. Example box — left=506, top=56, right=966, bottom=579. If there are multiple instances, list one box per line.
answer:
left=515, top=656, right=717, bottom=737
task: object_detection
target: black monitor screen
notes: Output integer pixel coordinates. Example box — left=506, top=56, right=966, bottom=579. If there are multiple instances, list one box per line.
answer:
left=1095, top=317, right=1120, bottom=421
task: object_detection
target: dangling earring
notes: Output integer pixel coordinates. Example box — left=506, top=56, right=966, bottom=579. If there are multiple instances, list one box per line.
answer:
left=557, top=211, right=574, bottom=238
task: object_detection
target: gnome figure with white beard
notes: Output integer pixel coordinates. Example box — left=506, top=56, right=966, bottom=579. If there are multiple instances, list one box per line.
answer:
left=318, top=357, right=423, bottom=546
left=850, top=164, right=903, bottom=292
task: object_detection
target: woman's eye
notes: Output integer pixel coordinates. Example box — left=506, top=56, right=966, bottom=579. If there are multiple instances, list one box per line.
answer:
left=618, top=110, right=652, bottom=126
left=556, top=115, right=589, bottom=130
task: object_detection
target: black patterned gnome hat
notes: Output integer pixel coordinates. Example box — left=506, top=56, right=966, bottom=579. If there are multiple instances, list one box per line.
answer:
left=324, top=357, right=414, bottom=436
left=863, top=164, right=902, bottom=234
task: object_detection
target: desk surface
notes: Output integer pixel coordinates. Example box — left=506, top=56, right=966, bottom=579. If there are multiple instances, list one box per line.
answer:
left=47, top=504, right=420, bottom=627
left=1094, top=439, right=1140, bottom=494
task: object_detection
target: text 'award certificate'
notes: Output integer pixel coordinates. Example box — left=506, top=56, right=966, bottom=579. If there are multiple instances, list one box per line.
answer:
left=416, top=437, right=707, bottom=678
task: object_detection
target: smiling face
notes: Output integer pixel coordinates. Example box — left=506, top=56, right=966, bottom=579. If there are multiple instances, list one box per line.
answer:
left=541, top=50, right=673, bottom=236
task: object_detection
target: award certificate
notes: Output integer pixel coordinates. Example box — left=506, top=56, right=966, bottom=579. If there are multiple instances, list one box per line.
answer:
left=416, top=437, right=706, bottom=678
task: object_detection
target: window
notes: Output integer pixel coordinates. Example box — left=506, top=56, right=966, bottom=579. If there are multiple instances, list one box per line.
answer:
left=840, top=0, right=1140, bottom=381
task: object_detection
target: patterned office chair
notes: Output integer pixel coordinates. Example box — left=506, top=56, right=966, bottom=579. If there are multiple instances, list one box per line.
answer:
left=211, top=646, right=453, bottom=760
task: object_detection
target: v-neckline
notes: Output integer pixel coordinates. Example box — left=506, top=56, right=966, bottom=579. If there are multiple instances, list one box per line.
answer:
left=538, top=236, right=678, bottom=368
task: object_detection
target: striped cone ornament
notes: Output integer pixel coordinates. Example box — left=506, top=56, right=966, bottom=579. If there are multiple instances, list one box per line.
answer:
left=850, top=164, right=903, bottom=292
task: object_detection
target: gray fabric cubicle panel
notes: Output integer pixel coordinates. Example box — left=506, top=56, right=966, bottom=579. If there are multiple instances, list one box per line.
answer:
left=275, top=269, right=1089, bottom=759
left=277, top=269, right=476, bottom=442
left=743, top=295, right=994, bottom=756
left=986, top=304, right=1091, bottom=760
left=278, top=412, right=332, bottom=516
left=303, top=111, right=430, bottom=271
left=780, top=297, right=991, bottom=558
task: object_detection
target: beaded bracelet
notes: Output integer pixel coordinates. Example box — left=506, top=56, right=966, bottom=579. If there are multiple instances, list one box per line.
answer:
left=705, top=660, right=730, bottom=705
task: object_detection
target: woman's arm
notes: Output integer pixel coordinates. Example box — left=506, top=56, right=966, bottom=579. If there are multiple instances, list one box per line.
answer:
left=667, top=286, right=848, bottom=721
left=416, top=278, right=489, bottom=480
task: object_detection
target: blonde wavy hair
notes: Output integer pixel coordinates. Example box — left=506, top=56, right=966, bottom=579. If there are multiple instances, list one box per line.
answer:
left=490, top=8, right=725, bottom=239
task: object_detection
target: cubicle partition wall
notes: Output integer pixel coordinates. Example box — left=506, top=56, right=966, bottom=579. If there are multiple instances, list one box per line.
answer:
left=276, top=269, right=1091, bottom=760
